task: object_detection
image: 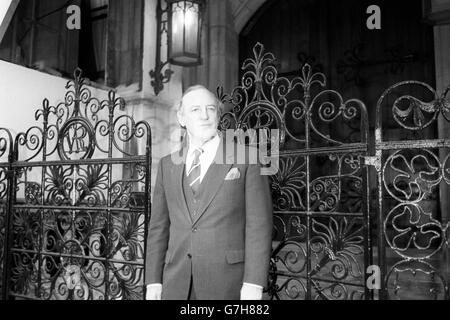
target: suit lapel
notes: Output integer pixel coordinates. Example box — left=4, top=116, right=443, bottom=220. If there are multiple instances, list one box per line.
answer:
left=192, top=137, right=234, bottom=226
left=173, top=145, right=193, bottom=224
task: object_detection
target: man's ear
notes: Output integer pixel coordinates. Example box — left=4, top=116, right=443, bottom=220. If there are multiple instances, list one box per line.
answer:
left=176, top=109, right=186, bottom=129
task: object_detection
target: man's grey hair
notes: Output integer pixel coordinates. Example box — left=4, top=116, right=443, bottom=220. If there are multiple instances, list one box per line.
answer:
left=176, top=85, right=224, bottom=116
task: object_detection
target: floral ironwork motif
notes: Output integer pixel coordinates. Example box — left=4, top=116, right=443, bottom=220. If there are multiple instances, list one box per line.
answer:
left=302, top=217, right=365, bottom=300
left=221, top=43, right=369, bottom=300
left=1, top=69, right=151, bottom=300
left=392, top=83, right=450, bottom=130
left=270, top=157, right=306, bottom=211
left=376, top=81, right=450, bottom=131
left=377, top=79, right=450, bottom=300
left=384, top=203, right=445, bottom=259
left=310, top=217, right=364, bottom=279
left=383, top=149, right=448, bottom=203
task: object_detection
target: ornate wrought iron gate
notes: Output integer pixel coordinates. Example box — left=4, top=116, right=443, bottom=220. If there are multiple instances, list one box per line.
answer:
left=0, top=69, right=151, bottom=300
left=0, top=128, right=14, bottom=300
left=374, top=81, right=450, bottom=299
left=220, top=42, right=450, bottom=300
left=1, top=43, right=448, bottom=301
left=220, top=43, right=371, bottom=300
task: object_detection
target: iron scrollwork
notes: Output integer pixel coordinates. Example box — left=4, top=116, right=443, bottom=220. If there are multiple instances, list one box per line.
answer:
left=377, top=79, right=450, bottom=300
left=220, top=43, right=370, bottom=300
left=3, top=68, right=151, bottom=300
left=0, top=127, right=13, bottom=299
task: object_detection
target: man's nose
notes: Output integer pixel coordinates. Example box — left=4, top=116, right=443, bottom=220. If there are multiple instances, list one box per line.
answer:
left=200, top=108, right=209, bottom=119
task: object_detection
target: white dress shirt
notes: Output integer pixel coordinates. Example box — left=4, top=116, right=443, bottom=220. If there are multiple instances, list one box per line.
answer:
left=185, top=134, right=220, bottom=181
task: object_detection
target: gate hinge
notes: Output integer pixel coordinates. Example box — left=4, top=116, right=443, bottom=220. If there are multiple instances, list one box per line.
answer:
left=362, top=152, right=382, bottom=171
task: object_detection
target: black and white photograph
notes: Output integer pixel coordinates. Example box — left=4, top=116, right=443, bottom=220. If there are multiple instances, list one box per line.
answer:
left=0, top=0, right=449, bottom=311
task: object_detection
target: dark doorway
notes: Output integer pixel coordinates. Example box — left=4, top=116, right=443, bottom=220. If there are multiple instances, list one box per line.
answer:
left=240, top=0, right=435, bottom=128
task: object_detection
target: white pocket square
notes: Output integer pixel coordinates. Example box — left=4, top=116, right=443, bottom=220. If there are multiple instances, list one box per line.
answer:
left=224, top=167, right=240, bottom=180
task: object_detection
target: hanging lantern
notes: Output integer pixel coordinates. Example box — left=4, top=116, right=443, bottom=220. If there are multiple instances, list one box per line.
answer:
left=167, top=0, right=205, bottom=67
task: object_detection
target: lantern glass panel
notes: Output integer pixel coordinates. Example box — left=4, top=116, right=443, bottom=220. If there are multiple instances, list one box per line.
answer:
left=185, top=3, right=199, bottom=53
left=169, top=0, right=201, bottom=66
left=171, top=2, right=184, bottom=54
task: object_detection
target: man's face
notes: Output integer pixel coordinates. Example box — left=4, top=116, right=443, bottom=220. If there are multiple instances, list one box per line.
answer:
left=177, top=88, right=219, bottom=144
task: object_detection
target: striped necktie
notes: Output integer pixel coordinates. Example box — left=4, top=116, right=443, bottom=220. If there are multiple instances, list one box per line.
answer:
left=187, top=148, right=203, bottom=194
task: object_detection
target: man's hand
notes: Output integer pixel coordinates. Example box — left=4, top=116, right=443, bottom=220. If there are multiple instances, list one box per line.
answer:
left=146, top=283, right=162, bottom=300
left=240, top=283, right=263, bottom=300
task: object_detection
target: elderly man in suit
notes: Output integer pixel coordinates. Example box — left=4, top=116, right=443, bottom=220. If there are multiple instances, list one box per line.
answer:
left=145, top=85, right=273, bottom=300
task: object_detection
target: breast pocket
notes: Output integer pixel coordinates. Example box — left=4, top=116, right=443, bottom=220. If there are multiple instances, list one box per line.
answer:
left=223, top=178, right=242, bottom=186
left=223, top=169, right=244, bottom=187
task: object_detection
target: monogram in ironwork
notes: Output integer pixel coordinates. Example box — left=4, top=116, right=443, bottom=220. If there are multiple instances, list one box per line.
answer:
left=0, top=68, right=152, bottom=300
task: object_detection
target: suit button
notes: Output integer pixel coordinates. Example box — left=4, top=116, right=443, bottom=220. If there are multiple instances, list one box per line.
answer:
left=192, top=228, right=197, bottom=233
left=187, top=253, right=192, bottom=259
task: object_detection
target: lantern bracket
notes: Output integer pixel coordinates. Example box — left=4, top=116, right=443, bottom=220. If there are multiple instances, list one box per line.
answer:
left=150, top=0, right=173, bottom=96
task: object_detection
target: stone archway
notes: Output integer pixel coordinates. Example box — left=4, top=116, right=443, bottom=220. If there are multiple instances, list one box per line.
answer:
left=231, top=0, right=269, bottom=34
left=182, top=0, right=270, bottom=94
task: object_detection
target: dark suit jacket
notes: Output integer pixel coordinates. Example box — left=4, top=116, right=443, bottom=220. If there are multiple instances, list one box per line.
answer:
left=145, top=137, right=273, bottom=300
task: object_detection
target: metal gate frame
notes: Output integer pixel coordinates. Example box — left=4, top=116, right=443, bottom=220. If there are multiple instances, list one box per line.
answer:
left=0, top=127, right=14, bottom=300
left=219, top=43, right=372, bottom=300
left=2, top=43, right=448, bottom=300
left=0, top=69, right=152, bottom=300
left=373, top=81, right=450, bottom=299
left=220, top=42, right=450, bottom=300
